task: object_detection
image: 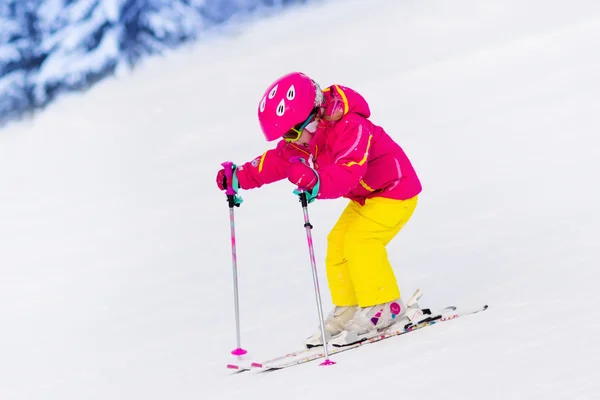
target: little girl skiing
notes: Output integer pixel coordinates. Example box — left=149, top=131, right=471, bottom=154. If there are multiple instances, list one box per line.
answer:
left=216, top=72, right=422, bottom=347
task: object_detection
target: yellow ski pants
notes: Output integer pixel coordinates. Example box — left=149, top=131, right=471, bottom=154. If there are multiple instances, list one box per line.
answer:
left=325, top=196, right=418, bottom=307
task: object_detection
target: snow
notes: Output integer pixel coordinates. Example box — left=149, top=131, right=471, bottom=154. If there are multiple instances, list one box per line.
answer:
left=1, top=0, right=600, bottom=399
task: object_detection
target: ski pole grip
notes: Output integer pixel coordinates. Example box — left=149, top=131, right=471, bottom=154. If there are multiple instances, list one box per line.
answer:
left=221, top=161, right=237, bottom=196
left=298, top=191, right=309, bottom=207
left=289, top=157, right=319, bottom=204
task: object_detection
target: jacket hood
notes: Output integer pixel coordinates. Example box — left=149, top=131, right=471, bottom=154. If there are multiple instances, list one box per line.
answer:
left=321, top=85, right=371, bottom=121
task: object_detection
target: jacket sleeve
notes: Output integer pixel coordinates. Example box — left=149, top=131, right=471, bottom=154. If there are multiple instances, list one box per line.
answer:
left=235, top=140, right=309, bottom=189
left=316, top=122, right=372, bottom=199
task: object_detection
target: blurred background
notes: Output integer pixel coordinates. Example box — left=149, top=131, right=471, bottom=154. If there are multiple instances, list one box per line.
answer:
left=0, top=0, right=317, bottom=128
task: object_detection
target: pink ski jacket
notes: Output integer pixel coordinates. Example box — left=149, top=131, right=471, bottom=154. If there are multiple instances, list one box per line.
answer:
left=235, top=85, right=422, bottom=205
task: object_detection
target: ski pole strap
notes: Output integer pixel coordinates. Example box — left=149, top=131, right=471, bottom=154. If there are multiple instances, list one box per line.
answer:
left=222, top=162, right=244, bottom=207
left=291, top=157, right=320, bottom=204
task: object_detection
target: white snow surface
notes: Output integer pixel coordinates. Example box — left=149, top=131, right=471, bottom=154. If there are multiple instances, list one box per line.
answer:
left=1, top=0, right=600, bottom=399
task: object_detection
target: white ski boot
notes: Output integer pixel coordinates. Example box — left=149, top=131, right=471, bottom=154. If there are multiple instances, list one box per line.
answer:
left=304, top=305, right=357, bottom=348
left=329, top=289, right=425, bottom=347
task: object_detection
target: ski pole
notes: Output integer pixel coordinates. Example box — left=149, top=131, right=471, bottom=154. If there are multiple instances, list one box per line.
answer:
left=297, top=190, right=335, bottom=366
left=221, top=161, right=247, bottom=357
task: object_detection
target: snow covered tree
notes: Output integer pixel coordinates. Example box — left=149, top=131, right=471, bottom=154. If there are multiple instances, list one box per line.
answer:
left=0, top=0, right=43, bottom=124
left=32, top=0, right=122, bottom=106
left=0, top=0, right=314, bottom=128
left=118, top=0, right=204, bottom=66
left=117, top=0, right=310, bottom=66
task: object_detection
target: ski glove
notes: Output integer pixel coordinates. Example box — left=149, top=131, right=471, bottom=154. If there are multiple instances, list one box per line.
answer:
left=287, top=161, right=318, bottom=191
left=216, top=168, right=231, bottom=191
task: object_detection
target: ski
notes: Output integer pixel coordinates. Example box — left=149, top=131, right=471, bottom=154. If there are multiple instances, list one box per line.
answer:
left=226, top=362, right=252, bottom=372
left=245, top=304, right=488, bottom=371
left=226, top=355, right=257, bottom=372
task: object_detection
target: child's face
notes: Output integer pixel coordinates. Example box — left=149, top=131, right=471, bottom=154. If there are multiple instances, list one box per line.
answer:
left=294, top=120, right=318, bottom=145
left=295, top=131, right=313, bottom=145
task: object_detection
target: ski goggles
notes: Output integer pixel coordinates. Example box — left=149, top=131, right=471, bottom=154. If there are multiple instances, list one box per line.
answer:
left=282, top=109, right=319, bottom=142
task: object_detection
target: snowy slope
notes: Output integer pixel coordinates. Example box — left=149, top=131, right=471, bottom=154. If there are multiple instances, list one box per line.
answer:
left=1, top=0, right=600, bottom=399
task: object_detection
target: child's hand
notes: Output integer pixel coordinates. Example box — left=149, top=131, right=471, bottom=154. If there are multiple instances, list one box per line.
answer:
left=216, top=168, right=231, bottom=190
left=287, top=161, right=318, bottom=190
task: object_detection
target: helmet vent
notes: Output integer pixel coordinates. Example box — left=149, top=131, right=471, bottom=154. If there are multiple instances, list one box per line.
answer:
left=259, top=96, right=266, bottom=112
left=286, top=85, right=296, bottom=100
left=268, top=84, right=278, bottom=99
left=276, top=99, right=286, bottom=116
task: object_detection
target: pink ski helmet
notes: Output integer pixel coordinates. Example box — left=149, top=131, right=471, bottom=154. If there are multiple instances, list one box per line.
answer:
left=257, top=72, right=323, bottom=142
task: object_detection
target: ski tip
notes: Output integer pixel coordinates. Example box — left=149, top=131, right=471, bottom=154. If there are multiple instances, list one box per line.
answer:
left=251, top=362, right=263, bottom=368
left=227, top=364, right=239, bottom=370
